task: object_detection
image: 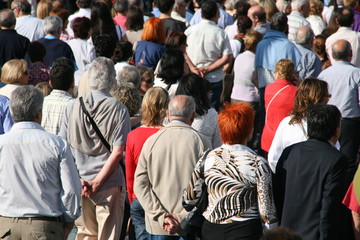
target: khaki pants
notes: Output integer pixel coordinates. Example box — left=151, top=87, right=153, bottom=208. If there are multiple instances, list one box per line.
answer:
left=75, top=186, right=126, bottom=240
left=0, top=216, right=63, bottom=240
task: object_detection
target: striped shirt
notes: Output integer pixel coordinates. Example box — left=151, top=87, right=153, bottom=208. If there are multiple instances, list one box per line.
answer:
left=287, top=11, right=310, bottom=42
left=41, top=89, right=73, bottom=135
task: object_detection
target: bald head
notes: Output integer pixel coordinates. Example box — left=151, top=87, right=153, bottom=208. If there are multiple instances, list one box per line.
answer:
left=168, top=95, right=196, bottom=124
left=332, top=39, right=352, bottom=61
left=295, top=27, right=314, bottom=46
left=247, top=5, right=266, bottom=26
left=0, top=9, right=16, bottom=29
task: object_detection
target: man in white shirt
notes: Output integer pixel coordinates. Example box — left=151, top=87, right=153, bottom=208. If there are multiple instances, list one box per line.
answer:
left=0, top=85, right=82, bottom=240
left=11, top=0, right=44, bottom=41
left=326, top=7, right=360, bottom=67
left=185, top=0, right=232, bottom=111
left=287, top=0, right=311, bottom=42
left=66, top=0, right=92, bottom=38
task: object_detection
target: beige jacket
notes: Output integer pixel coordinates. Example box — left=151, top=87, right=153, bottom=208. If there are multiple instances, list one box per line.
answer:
left=134, top=121, right=212, bottom=236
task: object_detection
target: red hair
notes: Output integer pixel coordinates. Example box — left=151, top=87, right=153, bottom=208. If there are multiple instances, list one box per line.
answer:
left=141, top=17, right=166, bottom=44
left=218, top=103, right=254, bottom=145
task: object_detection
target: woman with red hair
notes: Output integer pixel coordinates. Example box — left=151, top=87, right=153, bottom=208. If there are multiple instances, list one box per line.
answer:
left=184, top=102, right=278, bottom=240
left=134, top=17, right=166, bottom=70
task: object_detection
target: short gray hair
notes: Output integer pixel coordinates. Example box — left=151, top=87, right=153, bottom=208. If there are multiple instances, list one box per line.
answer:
left=168, top=95, right=195, bottom=119
left=291, top=0, right=309, bottom=11
left=89, top=57, right=116, bottom=92
left=116, top=65, right=141, bottom=88
left=10, top=85, right=44, bottom=122
left=12, top=0, right=31, bottom=14
left=295, top=27, right=314, bottom=45
left=0, top=9, right=16, bottom=28
left=43, top=15, right=62, bottom=35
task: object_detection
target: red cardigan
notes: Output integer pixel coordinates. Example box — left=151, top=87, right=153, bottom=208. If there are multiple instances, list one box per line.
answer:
left=261, top=79, right=297, bottom=152
left=125, top=127, right=160, bottom=204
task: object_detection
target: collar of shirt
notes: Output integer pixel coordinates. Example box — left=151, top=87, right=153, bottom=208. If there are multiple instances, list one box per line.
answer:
left=200, top=19, right=217, bottom=26
left=49, top=89, right=72, bottom=97
left=274, top=78, right=296, bottom=85
left=91, top=90, right=112, bottom=97
left=11, top=122, right=44, bottom=131
left=337, top=26, right=353, bottom=32
left=332, top=60, right=354, bottom=67
left=221, top=144, right=257, bottom=155
left=290, top=11, right=305, bottom=18
left=44, top=35, right=57, bottom=39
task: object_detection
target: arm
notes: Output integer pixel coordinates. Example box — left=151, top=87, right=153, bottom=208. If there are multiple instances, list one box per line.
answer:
left=199, top=54, right=233, bottom=77
left=320, top=156, right=348, bottom=239
left=88, top=145, right=125, bottom=194
left=184, top=52, right=200, bottom=75
left=125, top=137, right=136, bottom=204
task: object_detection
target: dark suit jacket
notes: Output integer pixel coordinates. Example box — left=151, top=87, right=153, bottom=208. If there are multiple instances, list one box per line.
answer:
left=0, top=29, right=29, bottom=67
left=37, top=37, right=75, bottom=67
left=273, top=139, right=352, bottom=240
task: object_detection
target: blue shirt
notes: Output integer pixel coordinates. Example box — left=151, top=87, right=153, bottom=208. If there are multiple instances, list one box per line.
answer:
left=295, top=44, right=322, bottom=81
left=0, top=95, right=13, bottom=134
left=0, top=122, right=82, bottom=222
left=190, top=6, right=233, bottom=29
left=318, top=61, right=360, bottom=118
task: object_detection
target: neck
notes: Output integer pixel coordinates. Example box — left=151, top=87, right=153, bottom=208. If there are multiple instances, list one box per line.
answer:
left=159, top=13, right=171, bottom=19
left=170, top=117, right=192, bottom=125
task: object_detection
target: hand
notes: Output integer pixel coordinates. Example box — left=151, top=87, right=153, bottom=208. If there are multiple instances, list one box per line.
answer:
left=80, top=179, right=91, bottom=197
left=190, top=67, right=201, bottom=76
left=87, top=179, right=101, bottom=195
left=198, top=67, right=210, bottom=78
left=162, top=213, right=180, bottom=235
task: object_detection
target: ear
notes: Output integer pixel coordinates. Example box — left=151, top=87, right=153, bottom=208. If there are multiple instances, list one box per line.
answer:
left=49, top=80, right=53, bottom=88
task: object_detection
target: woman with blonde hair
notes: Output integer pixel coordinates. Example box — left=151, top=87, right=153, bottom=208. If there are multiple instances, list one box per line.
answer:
left=0, top=59, right=28, bottom=99
left=261, top=58, right=298, bottom=154
left=268, top=78, right=330, bottom=172
left=306, top=0, right=326, bottom=36
left=37, top=0, right=53, bottom=19
left=125, top=87, right=169, bottom=240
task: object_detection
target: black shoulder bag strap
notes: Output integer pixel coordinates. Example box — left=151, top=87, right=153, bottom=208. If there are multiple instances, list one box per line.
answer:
left=79, top=97, right=111, bottom=152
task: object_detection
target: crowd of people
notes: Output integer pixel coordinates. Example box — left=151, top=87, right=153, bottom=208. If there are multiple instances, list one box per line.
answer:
left=0, top=0, right=360, bottom=239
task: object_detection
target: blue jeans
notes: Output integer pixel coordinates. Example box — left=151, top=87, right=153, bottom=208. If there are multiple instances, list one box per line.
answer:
left=147, top=233, right=187, bottom=240
left=130, top=198, right=147, bottom=240
left=209, top=80, right=223, bottom=112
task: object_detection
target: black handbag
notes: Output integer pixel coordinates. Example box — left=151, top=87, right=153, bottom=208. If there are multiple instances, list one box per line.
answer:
left=181, top=150, right=211, bottom=238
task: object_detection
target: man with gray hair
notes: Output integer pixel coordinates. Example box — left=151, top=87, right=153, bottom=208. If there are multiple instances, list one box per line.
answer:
left=287, top=0, right=311, bottom=42
left=59, top=57, right=131, bottom=240
left=318, top=39, right=360, bottom=181
left=134, top=95, right=211, bottom=239
left=11, top=0, right=44, bottom=41
left=0, top=9, right=29, bottom=66
left=116, top=65, right=141, bottom=88
left=38, top=15, right=75, bottom=67
left=295, top=26, right=322, bottom=80
left=0, top=85, right=81, bottom=239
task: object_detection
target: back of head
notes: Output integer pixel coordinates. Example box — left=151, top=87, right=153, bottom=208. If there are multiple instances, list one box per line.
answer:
left=168, top=95, right=195, bottom=119
left=52, top=57, right=74, bottom=69
left=43, top=15, right=63, bottom=35
left=291, top=0, right=308, bottom=11
left=344, top=0, right=357, bottom=8
left=275, top=58, right=295, bottom=82
left=111, top=82, right=141, bottom=116
left=72, top=17, right=91, bottom=39
left=77, top=0, right=92, bottom=8
left=114, top=0, right=129, bottom=14
left=312, top=35, right=326, bottom=56
left=270, top=12, right=288, bottom=32
left=37, top=0, right=53, bottom=19
left=244, top=30, right=263, bottom=52
left=249, top=5, right=267, bottom=23
left=201, top=0, right=218, bottom=20
left=112, top=41, right=133, bottom=63
left=237, top=15, right=252, bottom=34
left=93, top=34, right=117, bottom=58
left=290, top=78, right=328, bottom=124
left=335, top=6, right=354, bottom=27
left=88, top=57, right=116, bottom=92
left=218, top=102, right=254, bottom=145
left=28, top=41, right=46, bottom=63
left=116, top=65, right=141, bottom=88
left=165, top=31, right=187, bottom=49
left=1, top=59, right=27, bottom=84
left=50, top=63, right=74, bottom=91
left=295, top=27, right=314, bottom=45
left=125, top=5, right=144, bottom=31
left=158, top=48, right=184, bottom=85
left=141, top=87, right=169, bottom=126
left=332, top=39, right=352, bottom=61
left=141, top=17, right=166, bottom=44
left=175, top=73, right=210, bottom=116
left=49, top=8, right=69, bottom=28
left=234, top=1, right=251, bottom=17
left=91, top=2, right=115, bottom=36
left=155, top=0, right=175, bottom=14
left=309, top=0, right=323, bottom=16
left=306, top=104, right=341, bottom=141
left=0, top=9, right=16, bottom=29
left=12, top=0, right=31, bottom=15
left=10, top=85, right=44, bottom=123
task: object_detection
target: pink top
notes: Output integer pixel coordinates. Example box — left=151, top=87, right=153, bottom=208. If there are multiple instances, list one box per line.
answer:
left=114, top=15, right=127, bottom=30
left=125, top=127, right=160, bottom=203
left=261, top=79, right=297, bottom=152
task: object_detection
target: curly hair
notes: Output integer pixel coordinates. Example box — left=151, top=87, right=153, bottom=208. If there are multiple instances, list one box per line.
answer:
left=111, top=82, right=141, bottom=117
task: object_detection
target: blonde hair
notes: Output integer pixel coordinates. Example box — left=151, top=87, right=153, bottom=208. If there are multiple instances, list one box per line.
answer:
left=141, top=87, right=169, bottom=126
left=37, top=0, right=53, bottom=19
left=1, top=59, right=27, bottom=84
left=309, top=0, right=324, bottom=16
left=35, top=82, right=52, bottom=96
left=275, top=58, right=296, bottom=83
left=244, top=30, right=263, bottom=52
left=111, top=82, right=141, bottom=117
